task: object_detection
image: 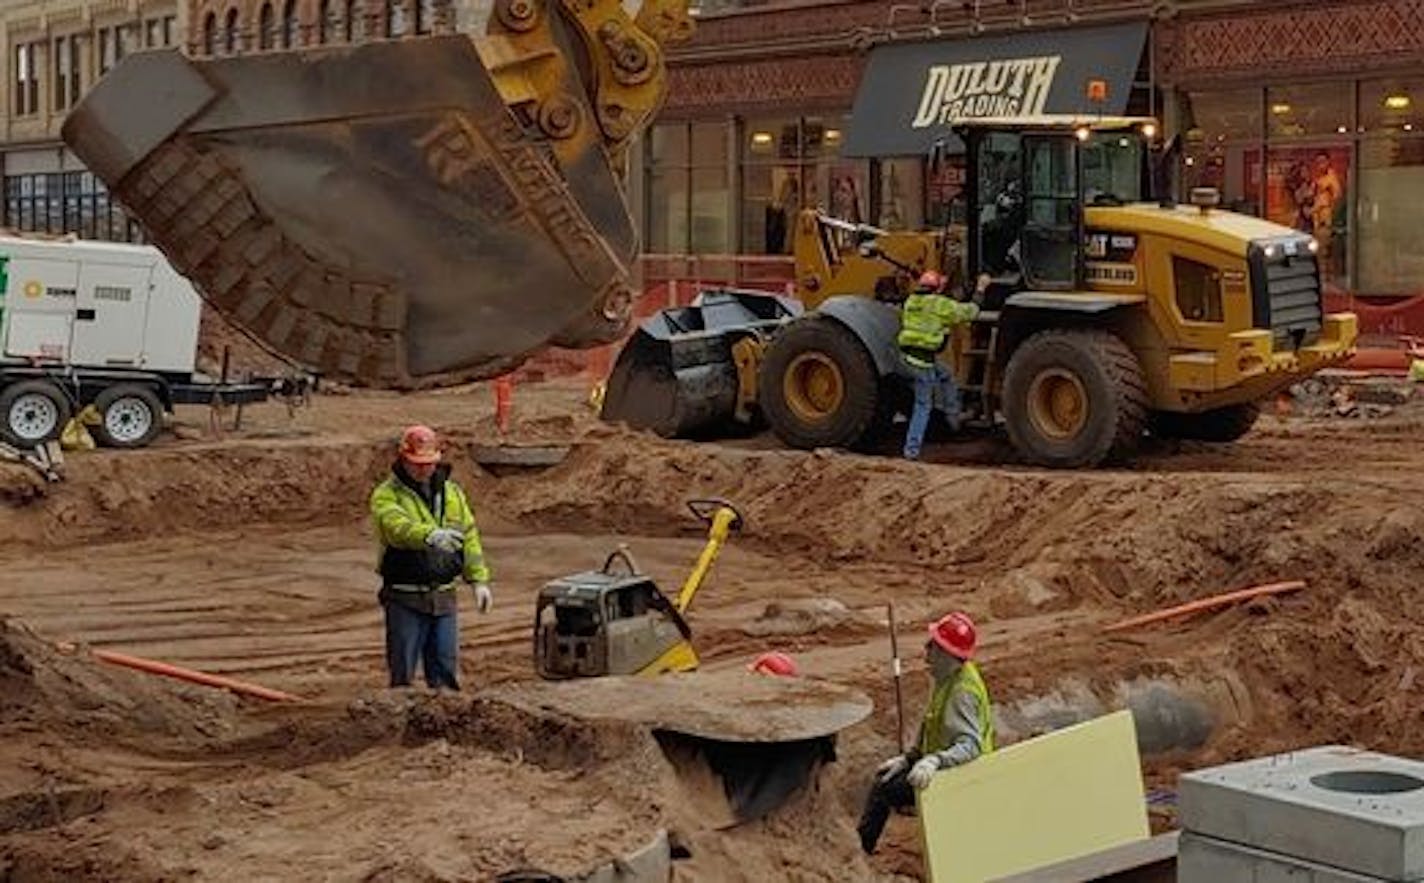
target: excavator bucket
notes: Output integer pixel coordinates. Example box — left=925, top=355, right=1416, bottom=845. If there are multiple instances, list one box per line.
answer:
left=62, top=0, right=692, bottom=388
left=600, top=289, right=800, bottom=437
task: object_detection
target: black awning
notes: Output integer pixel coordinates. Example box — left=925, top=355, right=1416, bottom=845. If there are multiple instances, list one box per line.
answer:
left=841, top=21, right=1149, bottom=158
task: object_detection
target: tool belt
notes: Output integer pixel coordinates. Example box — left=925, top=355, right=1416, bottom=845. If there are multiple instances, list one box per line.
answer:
left=379, top=582, right=458, bottom=616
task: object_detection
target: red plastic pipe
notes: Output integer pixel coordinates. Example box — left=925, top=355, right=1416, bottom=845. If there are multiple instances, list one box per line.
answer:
left=1101, top=580, right=1306, bottom=634
left=93, top=649, right=304, bottom=703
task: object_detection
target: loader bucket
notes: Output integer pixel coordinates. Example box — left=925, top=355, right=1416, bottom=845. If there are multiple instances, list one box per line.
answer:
left=600, top=289, right=800, bottom=437
left=61, top=38, right=638, bottom=388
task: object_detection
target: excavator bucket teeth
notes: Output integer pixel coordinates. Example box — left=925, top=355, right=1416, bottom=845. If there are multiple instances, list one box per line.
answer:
left=62, top=38, right=636, bottom=388
left=600, top=289, right=799, bottom=437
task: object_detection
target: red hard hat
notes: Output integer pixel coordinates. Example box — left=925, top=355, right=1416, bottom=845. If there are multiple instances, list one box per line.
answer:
left=916, top=270, right=946, bottom=292
left=399, top=424, right=442, bottom=465
left=928, top=611, right=977, bottom=661
left=748, top=651, right=799, bottom=677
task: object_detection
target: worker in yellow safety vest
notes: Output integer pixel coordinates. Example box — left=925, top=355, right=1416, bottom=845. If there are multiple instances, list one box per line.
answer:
left=857, top=610, right=995, bottom=854
left=897, top=271, right=980, bottom=460
left=370, top=424, right=493, bottom=690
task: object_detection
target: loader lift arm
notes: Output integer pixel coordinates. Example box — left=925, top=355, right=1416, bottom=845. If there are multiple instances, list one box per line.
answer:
left=61, top=0, right=692, bottom=389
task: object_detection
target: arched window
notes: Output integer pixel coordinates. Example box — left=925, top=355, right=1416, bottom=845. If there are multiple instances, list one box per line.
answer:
left=259, top=3, right=275, bottom=49
left=415, top=0, right=434, bottom=34
left=281, top=0, right=297, bottom=47
left=223, top=8, right=239, bottom=53
left=346, top=0, right=363, bottom=41
left=385, top=0, right=406, bottom=37
left=203, top=11, right=217, bottom=55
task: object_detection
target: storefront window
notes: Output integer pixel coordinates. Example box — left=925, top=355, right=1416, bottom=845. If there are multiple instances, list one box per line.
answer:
left=646, top=168, right=688, bottom=254
left=1358, top=135, right=1424, bottom=297
left=1361, top=78, right=1423, bottom=135
left=1268, top=84, right=1353, bottom=139
left=1264, top=145, right=1351, bottom=289
left=1182, top=89, right=1264, bottom=215
left=876, top=158, right=925, bottom=230
left=740, top=116, right=866, bottom=254
left=644, top=121, right=731, bottom=254
left=3, top=172, right=142, bottom=242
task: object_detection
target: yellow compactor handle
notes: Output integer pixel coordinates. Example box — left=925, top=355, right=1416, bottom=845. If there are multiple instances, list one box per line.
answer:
left=675, top=499, right=744, bottom=615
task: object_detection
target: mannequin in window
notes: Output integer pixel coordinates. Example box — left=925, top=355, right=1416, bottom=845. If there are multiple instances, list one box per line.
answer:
left=765, top=174, right=797, bottom=254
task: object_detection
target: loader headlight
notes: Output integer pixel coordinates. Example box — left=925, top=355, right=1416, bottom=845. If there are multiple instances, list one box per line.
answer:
left=1263, top=244, right=1279, bottom=260
left=1307, top=239, right=1320, bottom=254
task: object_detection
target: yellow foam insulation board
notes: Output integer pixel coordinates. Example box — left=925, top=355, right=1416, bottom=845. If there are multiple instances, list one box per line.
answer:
left=916, top=709, right=1150, bottom=883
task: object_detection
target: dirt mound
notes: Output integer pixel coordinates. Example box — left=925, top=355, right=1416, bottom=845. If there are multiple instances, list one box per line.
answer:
left=0, top=618, right=238, bottom=746
left=0, top=440, right=408, bottom=550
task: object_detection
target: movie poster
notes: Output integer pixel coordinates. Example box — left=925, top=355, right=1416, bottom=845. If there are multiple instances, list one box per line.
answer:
left=1265, top=146, right=1350, bottom=282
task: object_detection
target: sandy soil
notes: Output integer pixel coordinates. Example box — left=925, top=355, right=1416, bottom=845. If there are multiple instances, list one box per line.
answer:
left=2, top=376, right=1423, bottom=881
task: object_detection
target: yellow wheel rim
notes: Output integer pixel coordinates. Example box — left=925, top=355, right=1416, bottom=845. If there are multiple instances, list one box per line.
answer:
left=1027, top=368, right=1089, bottom=441
left=783, top=352, right=845, bottom=423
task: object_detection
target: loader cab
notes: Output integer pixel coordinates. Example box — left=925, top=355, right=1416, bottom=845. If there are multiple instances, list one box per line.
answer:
left=942, top=118, right=1155, bottom=306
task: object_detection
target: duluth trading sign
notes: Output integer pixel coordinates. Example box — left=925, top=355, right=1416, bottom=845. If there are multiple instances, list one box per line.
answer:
left=912, top=57, right=1061, bottom=128
left=841, top=21, right=1148, bottom=158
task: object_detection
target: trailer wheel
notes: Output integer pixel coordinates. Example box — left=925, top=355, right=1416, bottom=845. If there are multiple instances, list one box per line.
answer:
left=1151, top=403, right=1261, bottom=442
left=1002, top=329, right=1147, bottom=468
left=1, top=379, right=71, bottom=446
left=758, top=316, right=882, bottom=450
left=94, top=384, right=164, bottom=448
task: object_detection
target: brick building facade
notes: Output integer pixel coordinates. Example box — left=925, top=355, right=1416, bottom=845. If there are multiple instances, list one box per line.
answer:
left=0, top=0, right=180, bottom=240
left=643, top=0, right=1424, bottom=303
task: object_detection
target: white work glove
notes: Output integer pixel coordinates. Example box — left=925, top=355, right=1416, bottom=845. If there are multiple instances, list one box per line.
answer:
left=907, top=756, right=941, bottom=790
left=876, top=755, right=909, bottom=781
left=473, top=583, right=493, bottom=614
left=426, top=528, right=464, bottom=553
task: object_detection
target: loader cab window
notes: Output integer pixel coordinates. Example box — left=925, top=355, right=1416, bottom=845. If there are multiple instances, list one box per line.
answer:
left=1082, top=134, right=1144, bottom=206
left=1021, top=135, right=1080, bottom=289
left=975, top=132, right=1025, bottom=281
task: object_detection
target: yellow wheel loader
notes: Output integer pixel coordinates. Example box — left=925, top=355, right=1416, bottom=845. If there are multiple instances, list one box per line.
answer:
left=60, top=0, right=693, bottom=388
left=600, top=117, right=1359, bottom=468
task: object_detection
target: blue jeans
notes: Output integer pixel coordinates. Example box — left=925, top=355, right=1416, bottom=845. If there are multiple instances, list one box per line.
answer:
left=903, top=362, right=960, bottom=460
left=384, top=601, right=461, bottom=689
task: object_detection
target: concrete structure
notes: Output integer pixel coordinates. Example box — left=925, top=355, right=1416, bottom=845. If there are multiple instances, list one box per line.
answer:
left=1179, top=746, right=1424, bottom=882
left=0, top=0, right=181, bottom=241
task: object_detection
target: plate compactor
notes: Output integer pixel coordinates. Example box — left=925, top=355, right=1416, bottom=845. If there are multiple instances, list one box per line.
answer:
left=534, top=499, right=741, bottom=679
left=519, top=498, right=873, bottom=830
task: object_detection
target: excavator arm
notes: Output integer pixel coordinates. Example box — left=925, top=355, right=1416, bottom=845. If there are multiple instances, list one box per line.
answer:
left=61, top=0, right=691, bottom=388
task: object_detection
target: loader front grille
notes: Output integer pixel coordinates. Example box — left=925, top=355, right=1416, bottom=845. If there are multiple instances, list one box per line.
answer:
left=1249, top=239, right=1324, bottom=350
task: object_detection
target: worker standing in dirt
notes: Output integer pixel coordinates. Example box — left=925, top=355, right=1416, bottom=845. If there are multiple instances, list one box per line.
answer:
left=897, top=271, right=980, bottom=460
left=370, top=424, right=493, bottom=690
left=857, top=611, right=994, bottom=854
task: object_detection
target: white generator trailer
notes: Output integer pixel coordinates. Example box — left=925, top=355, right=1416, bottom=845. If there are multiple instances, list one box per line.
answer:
left=0, top=233, right=276, bottom=448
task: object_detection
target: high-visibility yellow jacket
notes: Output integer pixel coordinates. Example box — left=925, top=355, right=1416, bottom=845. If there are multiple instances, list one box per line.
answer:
left=898, top=293, right=981, bottom=368
left=918, top=660, right=995, bottom=766
left=370, top=464, right=490, bottom=589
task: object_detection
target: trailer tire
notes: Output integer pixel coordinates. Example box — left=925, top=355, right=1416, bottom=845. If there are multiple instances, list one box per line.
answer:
left=758, top=316, right=881, bottom=450
left=1, top=379, right=71, bottom=446
left=94, top=384, right=164, bottom=449
left=1151, top=403, right=1261, bottom=442
left=1002, top=329, right=1147, bottom=468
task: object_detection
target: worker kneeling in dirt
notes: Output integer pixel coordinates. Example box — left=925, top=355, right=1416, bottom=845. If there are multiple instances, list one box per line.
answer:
left=897, top=271, right=980, bottom=460
left=857, top=611, right=994, bottom=854
left=370, top=424, right=493, bottom=690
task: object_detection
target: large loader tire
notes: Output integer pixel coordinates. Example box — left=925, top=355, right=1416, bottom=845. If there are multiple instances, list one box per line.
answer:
left=1002, top=329, right=1147, bottom=468
left=1151, top=403, right=1261, bottom=443
left=758, top=316, right=881, bottom=450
